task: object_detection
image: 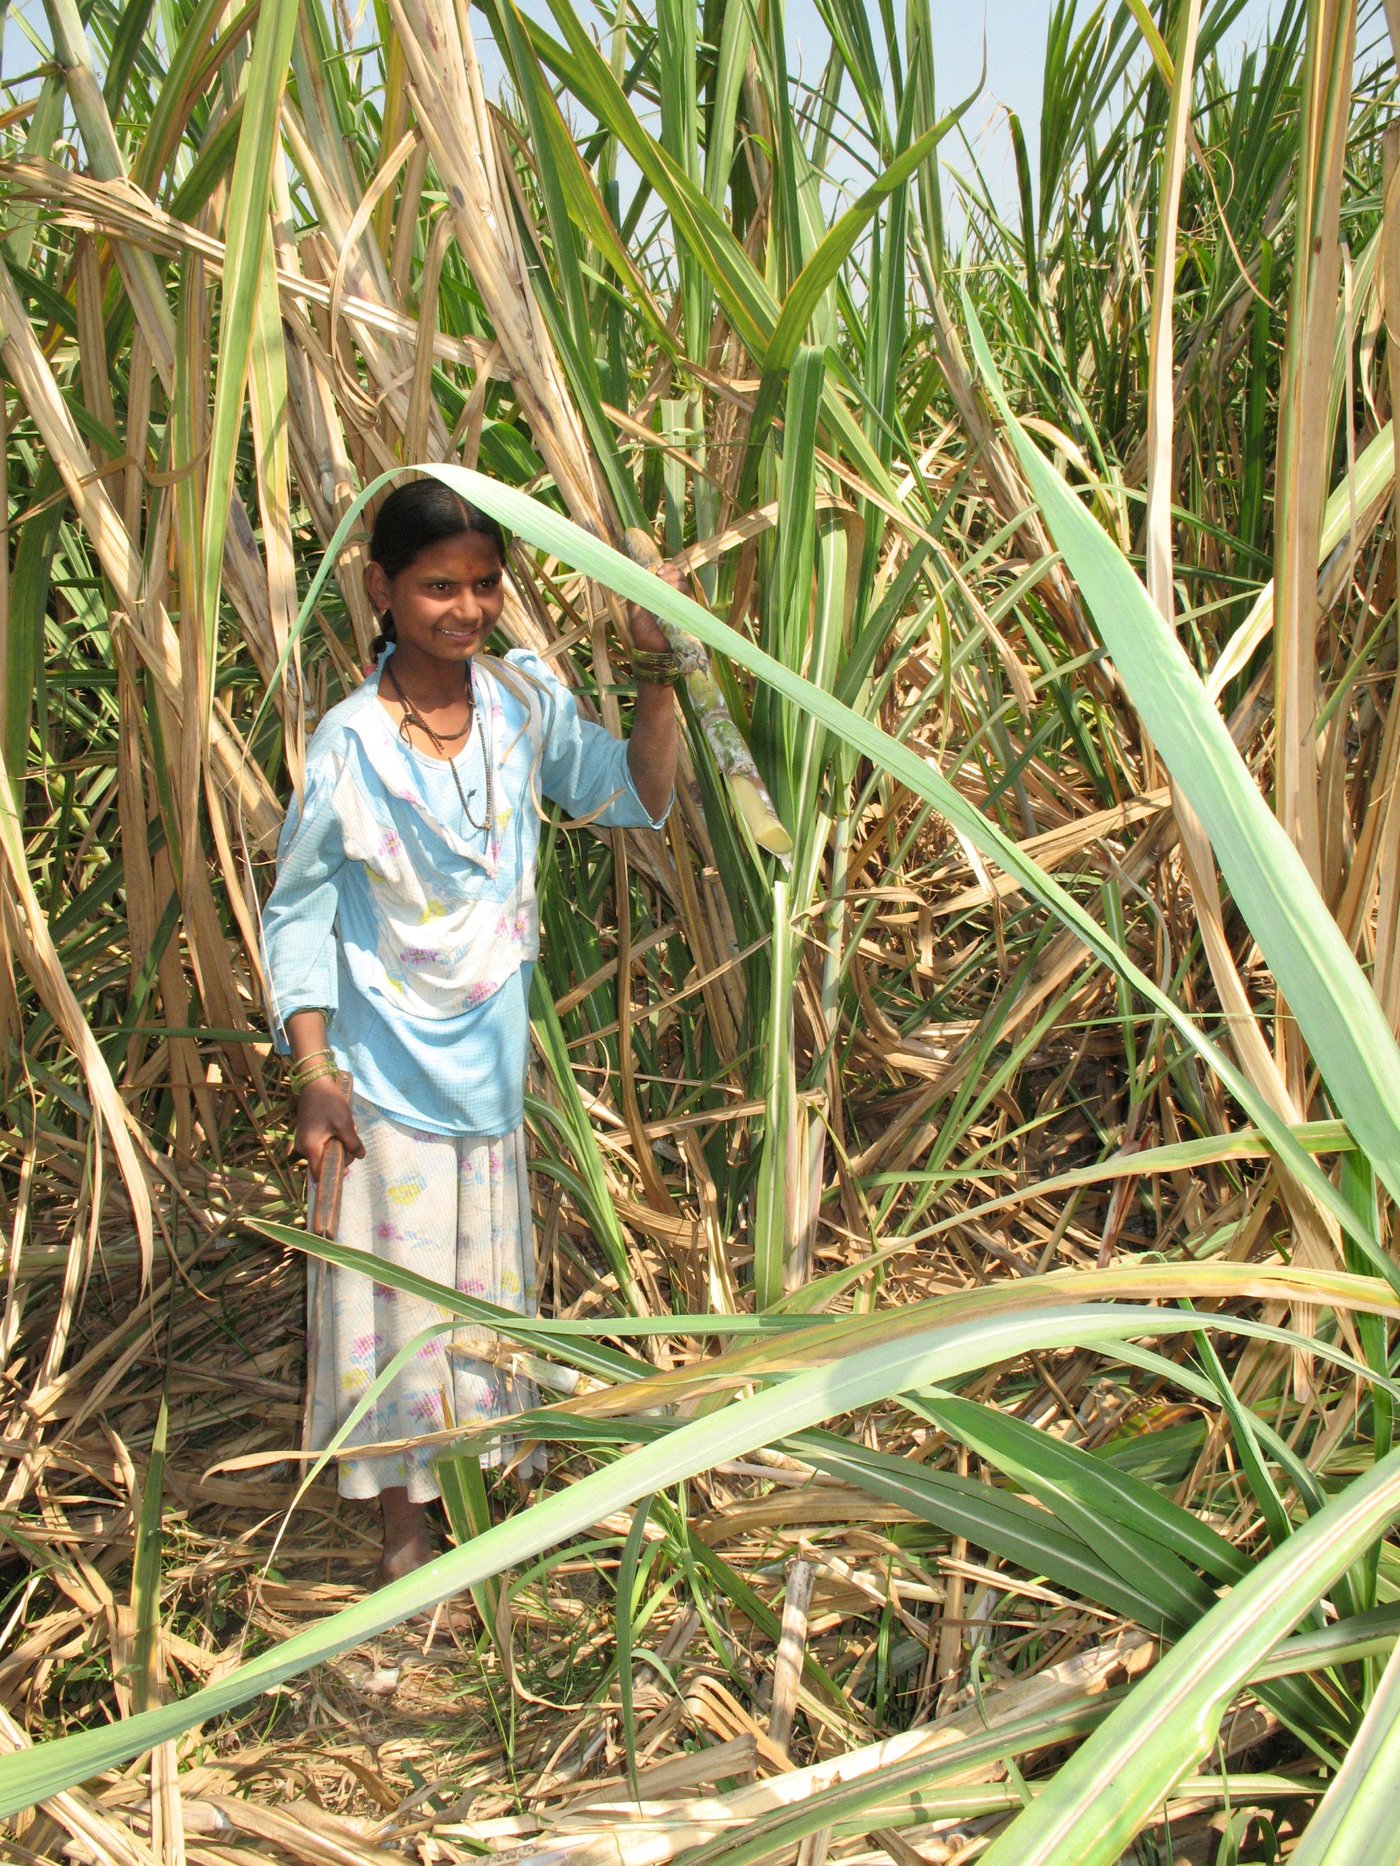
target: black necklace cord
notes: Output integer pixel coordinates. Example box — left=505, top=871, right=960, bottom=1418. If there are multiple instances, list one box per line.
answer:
left=384, top=659, right=473, bottom=747
left=383, top=660, right=494, bottom=836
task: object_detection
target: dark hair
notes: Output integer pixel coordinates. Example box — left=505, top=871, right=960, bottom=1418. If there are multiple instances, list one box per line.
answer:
left=367, top=479, right=508, bottom=659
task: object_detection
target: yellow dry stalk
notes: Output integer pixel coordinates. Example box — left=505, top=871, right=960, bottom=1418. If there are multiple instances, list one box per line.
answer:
left=491, top=1636, right=1147, bottom=1865
left=0, top=161, right=504, bottom=381
left=1374, top=129, right=1400, bottom=1030
left=0, top=265, right=279, bottom=848
left=0, top=241, right=276, bottom=1148
left=0, top=734, right=155, bottom=1274
left=1272, top=0, right=1357, bottom=894
left=20, top=8, right=282, bottom=671
left=384, top=0, right=609, bottom=523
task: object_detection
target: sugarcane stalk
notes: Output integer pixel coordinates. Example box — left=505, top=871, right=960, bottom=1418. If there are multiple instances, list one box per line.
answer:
left=622, top=528, right=793, bottom=858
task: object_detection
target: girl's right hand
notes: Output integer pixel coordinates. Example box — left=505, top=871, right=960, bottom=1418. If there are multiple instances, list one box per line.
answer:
left=295, top=1074, right=365, bottom=1181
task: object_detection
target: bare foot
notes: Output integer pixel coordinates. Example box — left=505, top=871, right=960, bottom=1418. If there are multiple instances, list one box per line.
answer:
left=376, top=1486, right=434, bottom=1588
left=372, top=1487, right=476, bottom=1639
left=375, top=1539, right=434, bottom=1589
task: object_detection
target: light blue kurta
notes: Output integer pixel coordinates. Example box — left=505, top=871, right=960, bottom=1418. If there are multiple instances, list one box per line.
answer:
left=263, top=646, right=667, bottom=1136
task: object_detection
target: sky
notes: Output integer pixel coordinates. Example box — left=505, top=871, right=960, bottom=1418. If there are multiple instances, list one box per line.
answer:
left=847, top=0, right=1283, bottom=128
left=902, top=0, right=1284, bottom=188
left=921, top=0, right=1284, bottom=208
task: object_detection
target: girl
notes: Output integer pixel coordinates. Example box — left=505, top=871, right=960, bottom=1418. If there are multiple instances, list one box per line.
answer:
left=263, top=479, right=679, bottom=1583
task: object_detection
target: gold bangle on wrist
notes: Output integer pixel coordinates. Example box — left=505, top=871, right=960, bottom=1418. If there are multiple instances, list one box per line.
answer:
left=289, top=1058, right=340, bottom=1093
left=630, top=648, right=683, bottom=687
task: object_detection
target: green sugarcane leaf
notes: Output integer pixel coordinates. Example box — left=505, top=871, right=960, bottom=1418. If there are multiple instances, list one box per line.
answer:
left=615, top=1490, right=654, bottom=1798
left=761, top=99, right=974, bottom=376
left=196, top=0, right=300, bottom=681
left=918, top=1392, right=1245, bottom=1589
left=485, top=0, right=777, bottom=357
left=129, top=1397, right=168, bottom=1713
left=1288, top=1632, right=1400, bottom=1866
left=793, top=1430, right=1179, bottom=1631
left=529, top=975, right=645, bottom=1309
left=979, top=1447, right=1400, bottom=1866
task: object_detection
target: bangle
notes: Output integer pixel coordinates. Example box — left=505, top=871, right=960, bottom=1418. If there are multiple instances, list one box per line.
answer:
left=288, top=1047, right=334, bottom=1090
left=630, top=648, right=683, bottom=687
left=290, top=1059, right=340, bottom=1093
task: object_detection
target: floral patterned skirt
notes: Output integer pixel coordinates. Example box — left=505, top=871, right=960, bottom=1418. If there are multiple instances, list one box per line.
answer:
left=306, top=1095, right=542, bottom=1502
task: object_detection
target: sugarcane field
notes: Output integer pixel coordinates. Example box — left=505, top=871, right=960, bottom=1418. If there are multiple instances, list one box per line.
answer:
left=2, top=0, right=1400, bottom=1859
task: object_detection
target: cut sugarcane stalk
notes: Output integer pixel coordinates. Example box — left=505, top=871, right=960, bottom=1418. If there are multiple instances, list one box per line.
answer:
left=622, top=527, right=793, bottom=859
left=310, top=1071, right=353, bottom=1242
left=312, top=1138, right=345, bottom=1242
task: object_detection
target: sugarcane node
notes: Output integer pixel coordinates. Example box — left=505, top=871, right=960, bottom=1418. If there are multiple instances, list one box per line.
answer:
left=621, top=525, right=665, bottom=570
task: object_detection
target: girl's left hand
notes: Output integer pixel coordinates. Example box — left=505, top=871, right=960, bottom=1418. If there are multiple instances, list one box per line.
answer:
left=627, top=562, right=685, bottom=654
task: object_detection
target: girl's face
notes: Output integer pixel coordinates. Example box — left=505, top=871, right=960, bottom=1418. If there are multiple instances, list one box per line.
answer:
left=365, top=531, right=506, bottom=672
